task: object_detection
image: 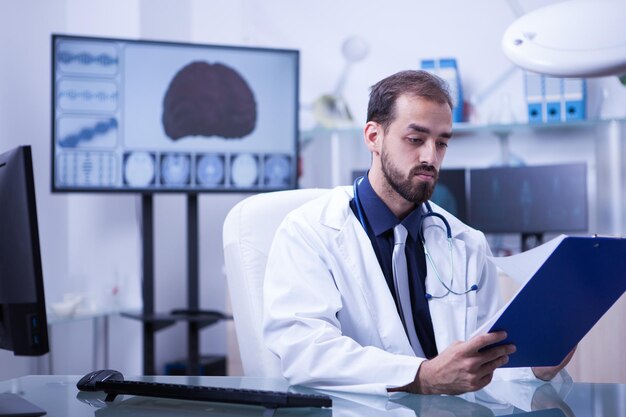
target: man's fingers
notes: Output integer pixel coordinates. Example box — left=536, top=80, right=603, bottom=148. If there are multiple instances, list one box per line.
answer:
left=480, top=349, right=511, bottom=372
left=560, top=346, right=577, bottom=366
left=466, top=347, right=512, bottom=383
left=478, top=342, right=515, bottom=364
left=467, top=330, right=508, bottom=352
left=477, top=371, right=495, bottom=389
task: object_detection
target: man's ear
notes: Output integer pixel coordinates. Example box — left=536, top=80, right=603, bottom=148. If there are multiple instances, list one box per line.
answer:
left=364, top=121, right=382, bottom=155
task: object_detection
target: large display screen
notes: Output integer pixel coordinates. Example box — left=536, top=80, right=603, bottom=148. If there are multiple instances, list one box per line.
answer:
left=51, top=35, right=299, bottom=192
left=469, top=163, right=588, bottom=234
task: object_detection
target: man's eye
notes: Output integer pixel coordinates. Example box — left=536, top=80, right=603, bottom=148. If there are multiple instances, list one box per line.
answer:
left=437, top=141, right=449, bottom=149
left=407, top=137, right=424, bottom=144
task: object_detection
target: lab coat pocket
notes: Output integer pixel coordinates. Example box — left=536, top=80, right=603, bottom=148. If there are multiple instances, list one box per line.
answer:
left=465, top=306, right=479, bottom=340
left=428, top=297, right=466, bottom=352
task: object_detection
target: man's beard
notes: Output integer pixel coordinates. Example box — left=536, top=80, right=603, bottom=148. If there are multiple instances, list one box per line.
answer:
left=381, top=146, right=438, bottom=204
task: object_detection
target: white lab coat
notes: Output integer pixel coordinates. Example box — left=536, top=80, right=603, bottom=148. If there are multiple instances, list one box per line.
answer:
left=263, top=186, right=536, bottom=395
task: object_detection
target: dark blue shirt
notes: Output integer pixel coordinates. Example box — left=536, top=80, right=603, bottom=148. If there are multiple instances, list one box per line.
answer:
left=350, top=175, right=438, bottom=358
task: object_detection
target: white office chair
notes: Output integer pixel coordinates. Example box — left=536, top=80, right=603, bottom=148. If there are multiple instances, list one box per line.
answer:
left=222, top=188, right=329, bottom=377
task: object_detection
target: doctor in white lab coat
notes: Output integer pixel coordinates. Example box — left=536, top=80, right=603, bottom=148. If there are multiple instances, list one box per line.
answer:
left=263, top=70, right=573, bottom=396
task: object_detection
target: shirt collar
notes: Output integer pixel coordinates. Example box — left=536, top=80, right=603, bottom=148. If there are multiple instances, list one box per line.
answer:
left=356, top=174, right=422, bottom=240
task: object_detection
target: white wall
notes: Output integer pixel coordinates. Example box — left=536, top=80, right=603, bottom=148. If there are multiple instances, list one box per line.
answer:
left=1, top=0, right=625, bottom=382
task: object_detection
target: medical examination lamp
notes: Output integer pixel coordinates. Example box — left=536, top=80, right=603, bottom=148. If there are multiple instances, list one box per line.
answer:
left=502, top=0, right=626, bottom=79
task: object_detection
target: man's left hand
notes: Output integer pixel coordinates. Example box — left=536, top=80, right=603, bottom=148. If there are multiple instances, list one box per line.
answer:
left=532, top=346, right=577, bottom=381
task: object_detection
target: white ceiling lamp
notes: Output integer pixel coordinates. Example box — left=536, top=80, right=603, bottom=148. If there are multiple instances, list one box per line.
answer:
left=502, top=0, right=626, bottom=78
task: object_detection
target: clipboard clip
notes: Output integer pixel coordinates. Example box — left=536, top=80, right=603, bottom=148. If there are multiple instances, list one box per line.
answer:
left=591, top=234, right=624, bottom=247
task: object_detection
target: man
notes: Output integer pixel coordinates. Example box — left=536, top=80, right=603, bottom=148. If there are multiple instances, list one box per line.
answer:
left=263, top=70, right=573, bottom=395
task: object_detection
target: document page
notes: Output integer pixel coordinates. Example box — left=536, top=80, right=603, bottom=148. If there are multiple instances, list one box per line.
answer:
left=472, top=235, right=567, bottom=337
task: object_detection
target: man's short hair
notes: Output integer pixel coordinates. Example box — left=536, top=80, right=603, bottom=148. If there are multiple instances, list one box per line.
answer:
left=367, top=70, right=453, bottom=132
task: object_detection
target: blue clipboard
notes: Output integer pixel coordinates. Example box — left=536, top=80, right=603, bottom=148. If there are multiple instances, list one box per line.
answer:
left=483, top=236, right=626, bottom=367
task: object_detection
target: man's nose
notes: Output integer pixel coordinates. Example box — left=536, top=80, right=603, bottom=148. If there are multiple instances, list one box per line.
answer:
left=419, top=140, right=439, bottom=164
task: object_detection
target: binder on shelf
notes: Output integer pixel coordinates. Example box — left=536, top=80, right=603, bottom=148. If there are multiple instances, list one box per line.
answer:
left=563, top=78, right=586, bottom=121
left=525, top=72, right=586, bottom=124
left=525, top=72, right=544, bottom=124
left=472, top=235, right=626, bottom=368
left=421, top=58, right=464, bottom=123
left=544, top=77, right=563, bottom=123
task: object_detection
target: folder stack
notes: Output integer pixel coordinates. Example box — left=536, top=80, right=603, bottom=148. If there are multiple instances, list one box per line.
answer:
left=421, top=58, right=464, bottom=123
left=525, top=72, right=586, bottom=124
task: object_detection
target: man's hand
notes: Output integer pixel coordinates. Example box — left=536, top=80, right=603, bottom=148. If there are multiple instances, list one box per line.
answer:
left=532, top=346, right=577, bottom=381
left=390, top=331, right=515, bottom=395
left=531, top=383, right=575, bottom=417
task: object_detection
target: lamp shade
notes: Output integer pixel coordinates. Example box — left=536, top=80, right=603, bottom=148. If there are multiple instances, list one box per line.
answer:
left=502, top=0, right=626, bottom=77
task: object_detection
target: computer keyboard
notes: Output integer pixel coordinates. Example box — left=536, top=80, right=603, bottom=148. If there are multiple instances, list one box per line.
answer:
left=77, top=370, right=331, bottom=409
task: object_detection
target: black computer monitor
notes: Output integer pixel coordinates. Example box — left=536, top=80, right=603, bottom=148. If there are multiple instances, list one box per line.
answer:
left=469, top=163, right=588, bottom=236
left=0, top=146, right=49, bottom=357
left=431, top=168, right=468, bottom=224
left=51, top=34, right=299, bottom=193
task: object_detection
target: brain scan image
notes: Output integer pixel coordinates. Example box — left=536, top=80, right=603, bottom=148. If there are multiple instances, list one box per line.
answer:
left=161, top=153, right=191, bottom=186
left=162, top=61, right=257, bottom=140
left=264, top=154, right=291, bottom=187
left=230, top=153, right=258, bottom=188
left=196, top=154, right=225, bottom=187
left=124, top=151, right=155, bottom=187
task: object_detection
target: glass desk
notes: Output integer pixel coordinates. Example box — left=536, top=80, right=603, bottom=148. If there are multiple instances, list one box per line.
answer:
left=1, top=375, right=624, bottom=417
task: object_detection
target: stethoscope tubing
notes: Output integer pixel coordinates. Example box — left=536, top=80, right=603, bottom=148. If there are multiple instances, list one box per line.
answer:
left=352, top=176, right=478, bottom=299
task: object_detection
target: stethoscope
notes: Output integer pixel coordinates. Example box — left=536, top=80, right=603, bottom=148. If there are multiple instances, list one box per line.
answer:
left=353, top=176, right=478, bottom=299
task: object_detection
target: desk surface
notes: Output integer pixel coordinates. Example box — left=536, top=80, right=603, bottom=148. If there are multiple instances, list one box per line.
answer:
left=1, top=375, right=624, bottom=417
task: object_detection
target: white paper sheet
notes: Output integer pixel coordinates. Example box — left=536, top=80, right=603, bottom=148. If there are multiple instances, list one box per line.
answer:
left=472, top=234, right=567, bottom=337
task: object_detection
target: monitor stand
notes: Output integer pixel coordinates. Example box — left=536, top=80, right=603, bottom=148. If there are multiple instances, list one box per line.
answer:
left=0, top=393, right=46, bottom=416
left=521, top=233, right=544, bottom=252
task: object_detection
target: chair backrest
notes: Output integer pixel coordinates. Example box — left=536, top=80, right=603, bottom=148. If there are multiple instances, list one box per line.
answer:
left=222, top=188, right=329, bottom=377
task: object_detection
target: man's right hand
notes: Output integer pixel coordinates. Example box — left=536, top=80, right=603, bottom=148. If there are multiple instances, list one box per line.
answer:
left=407, top=331, right=515, bottom=395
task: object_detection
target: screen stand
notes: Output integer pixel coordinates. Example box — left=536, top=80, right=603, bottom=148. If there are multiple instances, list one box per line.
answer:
left=141, top=194, right=155, bottom=375
left=521, top=233, right=544, bottom=252
left=138, top=194, right=203, bottom=376
left=0, top=393, right=46, bottom=416
left=186, top=193, right=200, bottom=376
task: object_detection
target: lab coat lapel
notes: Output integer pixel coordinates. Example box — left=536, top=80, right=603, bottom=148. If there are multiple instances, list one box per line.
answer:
left=322, top=187, right=415, bottom=356
left=420, top=207, right=469, bottom=352
left=336, top=219, right=417, bottom=356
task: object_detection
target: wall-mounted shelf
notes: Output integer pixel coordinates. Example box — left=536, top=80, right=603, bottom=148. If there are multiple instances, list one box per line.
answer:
left=452, top=118, right=626, bottom=138
left=300, top=118, right=626, bottom=146
left=298, top=118, right=626, bottom=188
